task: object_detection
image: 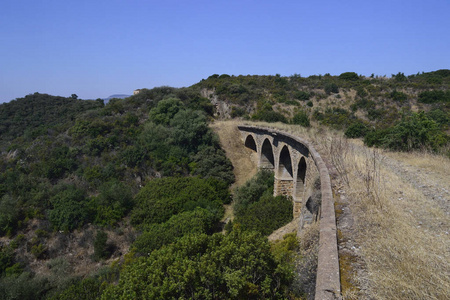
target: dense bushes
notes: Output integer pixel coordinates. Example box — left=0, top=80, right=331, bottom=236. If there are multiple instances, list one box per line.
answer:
left=292, top=110, right=310, bottom=127
left=130, top=177, right=228, bottom=228
left=345, top=122, right=369, bottom=138
left=230, top=171, right=293, bottom=236
left=252, top=104, right=288, bottom=123
left=382, top=112, right=448, bottom=151
left=418, top=90, right=450, bottom=104
left=132, top=208, right=217, bottom=255
left=0, top=93, right=102, bottom=144
left=48, top=185, right=91, bottom=232
left=102, top=231, right=291, bottom=299
left=363, top=112, right=448, bottom=151
left=234, top=194, right=293, bottom=236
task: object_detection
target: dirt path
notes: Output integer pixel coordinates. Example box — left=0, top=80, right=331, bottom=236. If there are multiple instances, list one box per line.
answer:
left=333, top=145, right=450, bottom=299
left=381, top=152, right=449, bottom=217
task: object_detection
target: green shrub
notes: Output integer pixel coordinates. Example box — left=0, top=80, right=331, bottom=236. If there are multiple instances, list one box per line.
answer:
left=0, top=272, right=51, bottom=299
left=190, top=146, right=235, bottom=186
left=148, top=97, right=184, bottom=125
left=294, top=91, right=310, bottom=101
left=292, top=111, right=310, bottom=127
left=102, top=231, right=291, bottom=299
left=345, top=122, right=370, bottom=138
left=31, top=243, right=46, bottom=259
left=233, top=171, right=274, bottom=216
left=252, top=108, right=288, bottom=123
left=0, top=195, right=19, bottom=236
left=339, top=72, right=359, bottom=81
left=93, top=231, right=111, bottom=261
left=130, top=177, right=226, bottom=228
left=230, top=106, right=246, bottom=118
left=390, top=90, right=408, bottom=102
left=48, top=186, right=92, bottom=232
left=132, top=208, right=217, bottom=255
left=93, top=180, right=133, bottom=226
left=234, top=194, right=293, bottom=236
left=0, top=246, right=14, bottom=276
left=364, top=128, right=391, bottom=147
left=382, top=112, right=448, bottom=151
left=49, top=277, right=105, bottom=300
left=418, top=90, right=450, bottom=103
left=324, top=82, right=339, bottom=94
left=427, top=109, right=449, bottom=128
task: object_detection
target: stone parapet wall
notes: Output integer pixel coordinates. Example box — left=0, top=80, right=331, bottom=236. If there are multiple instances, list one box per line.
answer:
left=238, top=125, right=340, bottom=300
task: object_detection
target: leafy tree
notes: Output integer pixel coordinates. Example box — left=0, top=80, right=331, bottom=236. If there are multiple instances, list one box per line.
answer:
left=190, top=146, right=234, bottom=186
left=148, top=97, right=184, bottom=125
left=170, top=109, right=212, bottom=154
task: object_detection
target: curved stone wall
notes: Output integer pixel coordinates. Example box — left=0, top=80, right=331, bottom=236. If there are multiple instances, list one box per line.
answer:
left=237, top=125, right=340, bottom=300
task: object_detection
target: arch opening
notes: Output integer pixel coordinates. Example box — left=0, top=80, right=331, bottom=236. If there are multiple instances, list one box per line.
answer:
left=244, top=135, right=257, bottom=152
left=278, top=145, right=293, bottom=179
left=295, top=157, right=307, bottom=198
left=260, top=139, right=275, bottom=169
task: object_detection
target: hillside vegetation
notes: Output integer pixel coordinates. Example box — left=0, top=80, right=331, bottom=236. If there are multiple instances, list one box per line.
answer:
left=194, top=70, right=450, bottom=154
left=0, top=70, right=448, bottom=299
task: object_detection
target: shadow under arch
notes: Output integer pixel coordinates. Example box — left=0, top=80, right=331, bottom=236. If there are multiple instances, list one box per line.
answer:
left=278, top=145, right=293, bottom=179
left=244, top=134, right=257, bottom=152
left=260, top=138, right=275, bottom=169
left=295, top=156, right=307, bottom=198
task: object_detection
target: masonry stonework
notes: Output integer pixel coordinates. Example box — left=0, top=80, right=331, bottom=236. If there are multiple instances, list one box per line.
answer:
left=274, top=178, right=294, bottom=197
left=238, top=125, right=340, bottom=300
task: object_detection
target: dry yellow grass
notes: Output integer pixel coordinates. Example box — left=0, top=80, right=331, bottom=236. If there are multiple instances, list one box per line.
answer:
left=210, top=120, right=258, bottom=189
left=217, top=120, right=450, bottom=299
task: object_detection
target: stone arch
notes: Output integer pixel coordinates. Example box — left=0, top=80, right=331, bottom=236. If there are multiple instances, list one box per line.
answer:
left=277, top=145, right=293, bottom=179
left=306, top=197, right=313, bottom=213
left=295, top=156, right=307, bottom=198
left=260, top=138, right=275, bottom=169
left=244, top=134, right=257, bottom=152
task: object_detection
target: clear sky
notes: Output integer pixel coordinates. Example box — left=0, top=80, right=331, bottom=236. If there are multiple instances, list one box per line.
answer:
left=1, top=0, right=449, bottom=102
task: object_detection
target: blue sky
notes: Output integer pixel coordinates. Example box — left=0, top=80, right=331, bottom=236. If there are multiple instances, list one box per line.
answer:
left=1, top=0, right=449, bottom=102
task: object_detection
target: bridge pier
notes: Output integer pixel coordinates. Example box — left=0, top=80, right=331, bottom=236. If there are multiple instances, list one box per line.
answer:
left=238, top=125, right=341, bottom=300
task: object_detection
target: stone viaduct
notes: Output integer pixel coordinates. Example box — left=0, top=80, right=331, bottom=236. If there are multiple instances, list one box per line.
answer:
left=238, top=125, right=340, bottom=300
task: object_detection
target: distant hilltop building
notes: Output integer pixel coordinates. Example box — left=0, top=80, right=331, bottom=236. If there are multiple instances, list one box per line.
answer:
left=133, top=89, right=141, bottom=95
